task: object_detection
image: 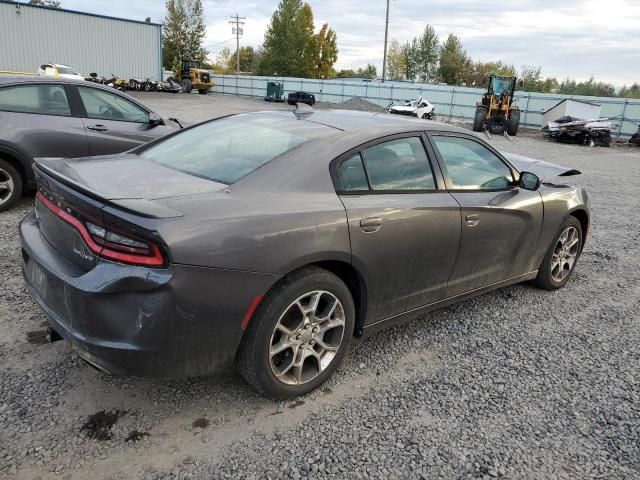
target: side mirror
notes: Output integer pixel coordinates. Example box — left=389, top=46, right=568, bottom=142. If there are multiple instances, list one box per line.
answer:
left=519, top=171, right=540, bottom=190
left=149, top=112, right=164, bottom=126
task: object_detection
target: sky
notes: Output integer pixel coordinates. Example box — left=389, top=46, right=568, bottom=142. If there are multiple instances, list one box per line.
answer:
left=57, top=0, right=640, bottom=86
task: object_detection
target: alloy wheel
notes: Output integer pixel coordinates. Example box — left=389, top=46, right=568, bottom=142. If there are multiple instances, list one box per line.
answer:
left=0, top=168, right=14, bottom=206
left=269, top=290, right=345, bottom=385
left=551, top=226, right=580, bottom=282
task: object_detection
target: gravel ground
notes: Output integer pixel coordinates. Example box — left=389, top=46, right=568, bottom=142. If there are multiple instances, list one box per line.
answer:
left=1, top=92, right=639, bottom=479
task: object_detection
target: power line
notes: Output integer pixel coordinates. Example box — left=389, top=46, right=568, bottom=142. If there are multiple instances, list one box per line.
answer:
left=229, top=13, right=246, bottom=74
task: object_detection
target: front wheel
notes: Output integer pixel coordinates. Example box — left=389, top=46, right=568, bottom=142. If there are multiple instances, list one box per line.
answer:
left=181, top=78, right=192, bottom=93
left=533, top=217, right=583, bottom=290
left=237, top=267, right=355, bottom=399
left=473, top=106, right=487, bottom=132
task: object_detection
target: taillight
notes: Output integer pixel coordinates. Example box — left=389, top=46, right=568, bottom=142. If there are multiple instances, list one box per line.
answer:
left=36, top=191, right=166, bottom=267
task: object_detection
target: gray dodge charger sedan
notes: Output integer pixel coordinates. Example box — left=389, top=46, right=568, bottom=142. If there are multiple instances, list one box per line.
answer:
left=20, top=109, right=589, bottom=398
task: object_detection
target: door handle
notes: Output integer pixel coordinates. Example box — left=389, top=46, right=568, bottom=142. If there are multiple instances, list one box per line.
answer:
left=360, top=217, right=382, bottom=233
left=87, top=125, right=108, bottom=132
left=465, top=214, right=480, bottom=227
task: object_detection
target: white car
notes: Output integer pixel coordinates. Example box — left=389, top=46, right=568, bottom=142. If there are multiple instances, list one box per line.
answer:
left=388, top=96, right=435, bottom=120
left=37, top=63, right=85, bottom=81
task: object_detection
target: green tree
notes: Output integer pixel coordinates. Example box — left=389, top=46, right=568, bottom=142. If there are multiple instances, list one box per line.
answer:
left=558, top=77, right=616, bottom=97
left=334, top=69, right=356, bottom=78
left=438, top=34, right=468, bottom=84
left=402, top=39, right=419, bottom=81
left=312, top=24, right=338, bottom=79
left=162, top=0, right=208, bottom=70
left=226, top=46, right=258, bottom=73
left=259, top=0, right=314, bottom=76
left=415, top=25, right=439, bottom=82
left=358, top=64, right=377, bottom=79
left=620, top=83, right=640, bottom=99
left=462, top=60, right=514, bottom=87
left=385, top=39, right=406, bottom=81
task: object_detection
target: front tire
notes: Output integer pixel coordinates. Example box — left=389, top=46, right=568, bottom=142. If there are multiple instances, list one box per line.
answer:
left=237, top=267, right=355, bottom=399
left=0, top=159, right=22, bottom=212
left=473, top=106, right=487, bottom=132
left=181, top=78, right=192, bottom=93
left=507, top=109, right=520, bottom=136
left=533, top=217, right=583, bottom=290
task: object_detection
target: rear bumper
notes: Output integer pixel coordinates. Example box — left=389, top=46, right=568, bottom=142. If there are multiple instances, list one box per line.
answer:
left=20, top=211, right=278, bottom=378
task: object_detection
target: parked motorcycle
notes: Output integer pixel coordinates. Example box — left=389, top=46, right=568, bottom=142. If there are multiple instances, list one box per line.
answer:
left=388, top=96, right=436, bottom=120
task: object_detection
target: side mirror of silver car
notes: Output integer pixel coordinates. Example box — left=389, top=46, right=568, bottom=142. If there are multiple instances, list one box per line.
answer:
left=149, top=112, right=164, bottom=126
left=520, top=171, right=541, bottom=191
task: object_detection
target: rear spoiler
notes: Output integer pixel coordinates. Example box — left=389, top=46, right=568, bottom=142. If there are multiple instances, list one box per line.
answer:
left=35, top=161, right=183, bottom=219
left=502, top=153, right=581, bottom=182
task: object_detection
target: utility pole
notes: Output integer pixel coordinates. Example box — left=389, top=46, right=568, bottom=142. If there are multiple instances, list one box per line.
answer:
left=381, top=0, right=390, bottom=82
left=229, top=13, right=246, bottom=74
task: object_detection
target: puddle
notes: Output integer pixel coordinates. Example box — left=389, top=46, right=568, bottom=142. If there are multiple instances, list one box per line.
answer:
left=192, top=417, right=210, bottom=429
left=125, top=430, right=150, bottom=443
left=81, top=410, right=125, bottom=441
left=26, top=330, right=48, bottom=345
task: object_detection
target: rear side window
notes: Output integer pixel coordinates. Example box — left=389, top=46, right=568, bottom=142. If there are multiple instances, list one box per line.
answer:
left=78, top=87, right=149, bottom=123
left=361, top=137, right=436, bottom=191
left=338, top=154, right=369, bottom=191
left=0, top=84, right=71, bottom=116
left=140, top=114, right=334, bottom=184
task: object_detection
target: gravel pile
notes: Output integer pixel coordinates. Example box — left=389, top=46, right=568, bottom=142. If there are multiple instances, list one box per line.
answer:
left=315, top=96, right=385, bottom=112
left=1, top=94, right=639, bottom=479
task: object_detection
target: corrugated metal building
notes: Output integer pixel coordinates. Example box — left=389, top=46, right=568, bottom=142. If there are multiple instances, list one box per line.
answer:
left=0, top=0, right=162, bottom=80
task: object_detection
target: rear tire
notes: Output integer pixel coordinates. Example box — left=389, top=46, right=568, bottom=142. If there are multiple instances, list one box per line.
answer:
left=473, top=106, right=487, bottom=132
left=181, top=78, right=192, bottom=93
left=533, top=217, right=583, bottom=290
left=0, top=158, right=22, bottom=212
left=237, top=267, right=355, bottom=399
left=507, top=109, right=520, bottom=136
left=198, top=88, right=209, bottom=95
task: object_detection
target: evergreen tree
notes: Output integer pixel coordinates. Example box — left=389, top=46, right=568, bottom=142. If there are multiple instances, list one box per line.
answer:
left=163, top=0, right=208, bottom=70
left=259, top=0, right=312, bottom=76
left=415, top=25, right=439, bottom=82
left=313, top=24, right=338, bottom=79
left=438, top=34, right=467, bottom=84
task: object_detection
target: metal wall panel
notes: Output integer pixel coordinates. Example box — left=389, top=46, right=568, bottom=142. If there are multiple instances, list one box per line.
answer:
left=0, top=1, right=162, bottom=80
left=211, top=74, right=640, bottom=138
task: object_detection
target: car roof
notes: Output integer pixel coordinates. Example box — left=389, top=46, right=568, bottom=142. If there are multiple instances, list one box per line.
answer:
left=255, top=109, right=468, bottom=134
left=0, top=75, right=88, bottom=85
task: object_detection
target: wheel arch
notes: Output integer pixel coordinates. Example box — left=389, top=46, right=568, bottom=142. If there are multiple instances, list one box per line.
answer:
left=0, top=144, right=32, bottom=188
left=569, top=208, right=589, bottom=249
left=253, top=259, right=369, bottom=339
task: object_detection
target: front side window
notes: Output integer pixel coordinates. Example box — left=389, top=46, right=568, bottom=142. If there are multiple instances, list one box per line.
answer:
left=0, top=84, right=71, bottom=116
left=140, top=114, right=334, bottom=184
left=361, top=137, right=436, bottom=191
left=431, top=136, right=513, bottom=190
left=78, top=87, right=149, bottom=123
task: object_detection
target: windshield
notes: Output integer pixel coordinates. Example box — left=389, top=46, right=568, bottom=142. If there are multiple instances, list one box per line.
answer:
left=57, top=66, right=79, bottom=75
left=140, top=114, right=335, bottom=184
left=491, top=77, right=513, bottom=95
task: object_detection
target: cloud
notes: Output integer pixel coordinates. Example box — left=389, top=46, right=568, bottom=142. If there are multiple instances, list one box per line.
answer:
left=58, top=0, right=640, bottom=85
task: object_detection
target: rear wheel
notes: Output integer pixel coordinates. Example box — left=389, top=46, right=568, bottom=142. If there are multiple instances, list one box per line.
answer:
left=0, top=159, right=22, bottom=212
left=237, top=267, right=355, bottom=399
left=507, top=109, right=520, bottom=136
left=533, top=217, right=583, bottom=290
left=198, top=88, right=209, bottom=95
left=181, top=78, right=192, bottom=93
left=473, top=106, right=487, bottom=132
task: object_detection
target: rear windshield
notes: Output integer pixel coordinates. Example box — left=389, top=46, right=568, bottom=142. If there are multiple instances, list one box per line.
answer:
left=140, top=114, right=334, bottom=184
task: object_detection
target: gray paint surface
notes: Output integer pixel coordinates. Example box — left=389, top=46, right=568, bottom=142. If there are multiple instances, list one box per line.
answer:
left=0, top=1, right=162, bottom=81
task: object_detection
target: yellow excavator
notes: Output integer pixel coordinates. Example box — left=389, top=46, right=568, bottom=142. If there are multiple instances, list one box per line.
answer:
left=170, top=59, right=213, bottom=95
left=473, top=75, right=520, bottom=136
